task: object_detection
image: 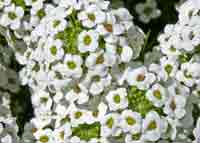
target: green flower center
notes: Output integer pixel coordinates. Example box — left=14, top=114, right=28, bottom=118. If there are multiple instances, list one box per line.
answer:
left=60, top=131, right=64, bottom=140
left=170, top=46, right=176, bottom=52
left=40, top=97, right=48, bottom=103
left=128, top=86, right=163, bottom=117
left=32, top=63, right=40, bottom=72
left=106, top=117, right=114, bottom=128
left=165, top=64, right=173, bottom=75
left=73, top=84, right=81, bottom=93
left=88, top=13, right=96, bottom=21
left=37, top=9, right=46, bottom=19
left=153, top=90, right=162, bottom=100
left=39, top=135, right=49, bottom=143
left=132, top=133, right=141, bottom=140
left=53, top=20, right=61, bottom=28
left=84, top=35, right=92, bottom=45
left=184, top=70, right=192, bottom=78
left=75, top=111, right=82, bottom=119
left=113, top=94, right=121, bottom=103
left=8, top=12, right=17, bottom=20
left=50, top=46, right=57, bottom=55
left=92, top=111, right=99, bottom=117
left=117, top=46, right=123, bottom=55
left=92, top=75, right=101, bottom=82
left=60, top=116, right=70, bottom=125
left=143, top=7, right=153, bottom=16
left=126, top=116, right=136, bottom=125
left=147, top=120, right=157, bottom=130
left=67, top=61, right=77, bottom=69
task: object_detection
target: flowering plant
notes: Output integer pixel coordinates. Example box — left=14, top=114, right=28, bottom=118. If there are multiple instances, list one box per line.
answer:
left=0, top=0, right=200, bottom=143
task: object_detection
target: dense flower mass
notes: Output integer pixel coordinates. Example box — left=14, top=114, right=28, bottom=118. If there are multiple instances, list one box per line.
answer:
left=0, top=0, right=200, bottom=143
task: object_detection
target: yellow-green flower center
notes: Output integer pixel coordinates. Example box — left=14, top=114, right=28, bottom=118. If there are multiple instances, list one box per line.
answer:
left=53, top=20, right=61, bottom=28
left=39, top=135, right=49, bottom=143
left=50, top=46, right=57, bottom=55
left=8, top=12, right=17, bottom=20
left=88, top=13, right=96, bottom=21
left=75, top=111, right=82, bottom=119
left=147, top=120, right=157, bottom=130
left=113, top=95, right=121, bottom=103
left=165, top=64, right=173, bottom=75
left=126, top=116, right=136, bottom=125
left=153, top=90, right=162, bottom=100
left=67, top=61, right=77, bottom=69
left=106, top=117, right=114, bottom=128
left=84, top=35, right=92, bottom=45
left=37, top=9, right=46, bottom=19
left=132, top=133, right=141, bottom=140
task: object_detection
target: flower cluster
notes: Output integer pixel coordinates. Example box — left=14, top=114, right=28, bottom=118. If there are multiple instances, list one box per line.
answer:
left=0, top=0, right=200, bottom=143
left=135, top=0, right=161, bottom=24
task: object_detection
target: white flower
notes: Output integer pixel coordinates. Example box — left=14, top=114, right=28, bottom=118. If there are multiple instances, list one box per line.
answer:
left=150, top=56, right=179, bottom=81
left=120, top=110, right=142, bottom=133
left=34, top=128, right=54, bottom=143
left=164, top=95, right=186, bottom=119
left=1, top=135, right=12, bottom=143
left=65, top=83, right=89, bottom=104
left=146, top=83, right=167, bottom=107
left=126, top=66, right=156, bottom=90
left=160, top=56, right=178, bottom=81
left=61, top=54, right=83, bottom=78
left=91, top=102, right=108, bottom=122
left=31, top=90, right=53, bottom=111
left=86, top=50, right=116, bottom=73
left=0, top=4, right=24, bottom=29
left=53, top=91, right=64, bottom=103
left=106, top=88, right=128, bottom=111
left=44, top=37, right=64, bottom=62
left=78, top=4, right=105, bottom=28
left=168, top=81, right=190, bottom=97
left=135, top=0, right=161, bottom=23
left=176, top=62, right=199, bottom=87
left=100, top=113, right=121, bottom=137
left=68, top=104, right=88, bottom=127
left=46, top=17, right=67, bottom=36
left=54, top=123, right=72, bottom=142
left=78, top=30, right=99, bottom=53
left=166, top=117, right=180, bottom=140
left=106, top=42, right=133, bottom=63
left=83, top=70, right=112, bottom=95
left=97, top=12, right=125, bottom=43
left=112, top=8, right=133, bottom=30
left=142, top=111, right=164, bottom=142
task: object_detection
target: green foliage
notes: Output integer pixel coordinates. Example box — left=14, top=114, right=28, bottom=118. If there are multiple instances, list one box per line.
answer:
left=55, top=11, right=83, bottom=54
left=72, top=122, right=101, bottom=141
left=12, top=0, right=26, bottom=9
left=127, top=86, right=163, bottom=117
